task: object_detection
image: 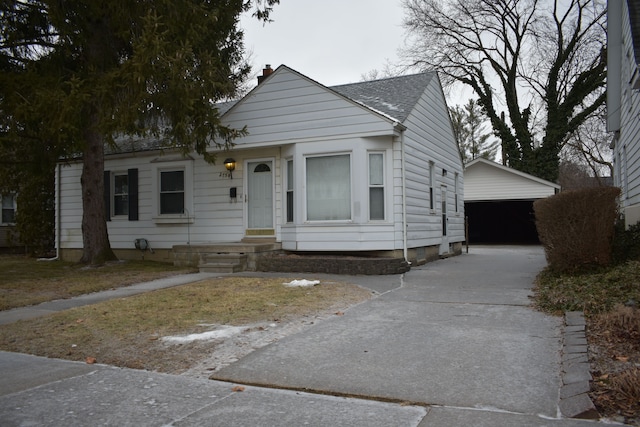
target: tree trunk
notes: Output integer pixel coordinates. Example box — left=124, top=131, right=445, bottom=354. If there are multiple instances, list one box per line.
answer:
left=79, top=110, right=117, bottom=265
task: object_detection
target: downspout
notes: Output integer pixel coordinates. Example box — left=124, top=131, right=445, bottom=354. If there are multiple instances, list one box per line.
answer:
left=56, top=163, right=61, bottom=259
left=39, top=163, right=61, bottom=261
left=399, top=128, right=409, bottom=263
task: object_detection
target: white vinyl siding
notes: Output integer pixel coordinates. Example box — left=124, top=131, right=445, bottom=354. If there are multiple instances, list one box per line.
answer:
left=464, top=158, right=560, bottom=201
left=612, top=1, right=640, bottom=220
left=222, top=68, right=394, bottom=146
left=400, top=75, right=465, bottom=249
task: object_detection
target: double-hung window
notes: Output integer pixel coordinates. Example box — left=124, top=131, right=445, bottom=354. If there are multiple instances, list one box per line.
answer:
left=160, top=170, right=185, bottom=215
left=1, top=194, right=16, bottom=224
left=286, top=160, right=294, bottom=223
left=368, top=153, right=385, bottom=220
left=306, top=154, right=351, bottom=221
left=113, top=173, right=129, bottom=216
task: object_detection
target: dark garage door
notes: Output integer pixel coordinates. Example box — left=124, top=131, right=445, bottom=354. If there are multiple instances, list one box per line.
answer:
left=465, top=200, right=540, bottom=244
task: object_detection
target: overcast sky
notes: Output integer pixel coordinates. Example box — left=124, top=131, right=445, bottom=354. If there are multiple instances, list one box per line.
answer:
left=240, top=0, right=406, bottom=87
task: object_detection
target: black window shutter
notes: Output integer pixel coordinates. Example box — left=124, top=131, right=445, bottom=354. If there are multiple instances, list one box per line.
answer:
left=128, top=168, right=139, bottom=221
left=103, top=170, right=111, bottom=221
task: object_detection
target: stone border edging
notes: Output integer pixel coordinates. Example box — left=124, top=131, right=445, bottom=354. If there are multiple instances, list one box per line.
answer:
left=559, top=311, right=599, bottom=419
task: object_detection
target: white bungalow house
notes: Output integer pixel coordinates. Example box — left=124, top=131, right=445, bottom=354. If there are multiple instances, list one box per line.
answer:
left=55, top=65, right=464, bottom=272
left=464, top=158, right=560, bottom=244
left=608, top=0, right=640, bottom=227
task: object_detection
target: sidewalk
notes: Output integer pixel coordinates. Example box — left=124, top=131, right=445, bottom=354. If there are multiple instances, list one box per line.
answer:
left=0, top=246, right=617, bottom=426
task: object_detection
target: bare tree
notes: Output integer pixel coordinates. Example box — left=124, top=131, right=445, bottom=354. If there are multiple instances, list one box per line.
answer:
left=561, top=107, right=613, bottom=182
left=401, top=0, right=606, bottom=182
left=360, top=61, right=398, bottom=82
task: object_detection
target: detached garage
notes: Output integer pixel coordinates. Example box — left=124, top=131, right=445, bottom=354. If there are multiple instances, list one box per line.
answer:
left=464, top=158, right=560, bottom=244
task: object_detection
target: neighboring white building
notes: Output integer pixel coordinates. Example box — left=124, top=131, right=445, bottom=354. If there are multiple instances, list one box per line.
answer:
left=56, top=65, right=464, bottom=268
left=464, top=158, right=560, bottom=243
left=608, top=0, right=640, bottom=227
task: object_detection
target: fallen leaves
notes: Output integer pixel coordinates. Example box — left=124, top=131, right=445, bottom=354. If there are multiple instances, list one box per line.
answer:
left=232, top=385, right=245, bottom=392
left=85, top=356, right=97, bottom=364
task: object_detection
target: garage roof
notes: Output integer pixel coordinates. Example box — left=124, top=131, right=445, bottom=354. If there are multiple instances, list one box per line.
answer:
left=464, top=158, right=561, bottom=201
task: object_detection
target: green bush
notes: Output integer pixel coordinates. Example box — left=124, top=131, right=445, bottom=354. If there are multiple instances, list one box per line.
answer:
left=534, top=187, right=620, bottom=273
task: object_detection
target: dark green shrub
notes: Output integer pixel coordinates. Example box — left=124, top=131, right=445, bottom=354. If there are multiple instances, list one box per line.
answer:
left=612, top=220, right=640, bottom=264
left=534, top=187, right=620, bottom=273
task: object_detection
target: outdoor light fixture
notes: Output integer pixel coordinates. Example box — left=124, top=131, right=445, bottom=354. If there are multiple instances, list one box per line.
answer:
left=224, top=158, right=236, bottom=179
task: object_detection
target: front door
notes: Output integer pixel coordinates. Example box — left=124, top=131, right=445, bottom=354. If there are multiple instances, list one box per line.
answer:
left=247, top=161, right=274, bottom=233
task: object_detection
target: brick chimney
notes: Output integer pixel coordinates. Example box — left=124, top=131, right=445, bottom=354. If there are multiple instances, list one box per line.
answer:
left=257, top=64, right=274, bottom=84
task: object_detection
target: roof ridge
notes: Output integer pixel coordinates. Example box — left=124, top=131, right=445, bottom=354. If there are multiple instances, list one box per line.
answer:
left=329, top=71, right=435, bottom=89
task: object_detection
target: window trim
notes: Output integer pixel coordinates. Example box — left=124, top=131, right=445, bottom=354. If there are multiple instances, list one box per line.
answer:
left=368, top=151, right=385, bottom=221
left=286, top=159, right=294, bottom=223
left=151, top=160, right=194, bottom=224
left=159, top=170, right=185, bottom=215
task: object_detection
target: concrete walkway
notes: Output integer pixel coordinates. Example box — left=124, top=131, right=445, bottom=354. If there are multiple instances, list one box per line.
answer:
left=0, top=246, right=615, bottom=426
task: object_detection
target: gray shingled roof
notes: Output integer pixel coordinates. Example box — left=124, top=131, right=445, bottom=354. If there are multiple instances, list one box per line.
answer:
left=330, top=72, right=435, bottom=123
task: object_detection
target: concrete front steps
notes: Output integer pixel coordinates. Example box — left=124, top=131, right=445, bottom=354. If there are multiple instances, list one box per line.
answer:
left=199, top=253, right=248, bottom=273
left=172, top=240, right=282, bottom=273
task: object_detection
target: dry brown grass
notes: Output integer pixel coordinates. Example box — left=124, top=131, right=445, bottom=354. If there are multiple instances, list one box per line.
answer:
left=0, top=277, right=372, bottom=373
left=0, top=256, right=196, bottom=311
left=588, top=304, right=640, bottom=425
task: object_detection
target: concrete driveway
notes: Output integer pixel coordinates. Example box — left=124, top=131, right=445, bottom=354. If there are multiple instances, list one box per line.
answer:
left=0, top=246, right=606, bottom=426
left=212, top=246, right=564, bottom=417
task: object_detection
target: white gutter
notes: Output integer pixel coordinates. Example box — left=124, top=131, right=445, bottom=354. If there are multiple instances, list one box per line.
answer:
left=400, top=129, right=409, bottom=263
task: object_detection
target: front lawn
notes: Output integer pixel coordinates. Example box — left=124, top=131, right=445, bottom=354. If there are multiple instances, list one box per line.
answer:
left=0, top=256, right=196, bottom=311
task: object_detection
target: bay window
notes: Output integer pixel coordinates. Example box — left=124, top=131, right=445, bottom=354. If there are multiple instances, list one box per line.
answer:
left=306, top=154, right=351, bottom=221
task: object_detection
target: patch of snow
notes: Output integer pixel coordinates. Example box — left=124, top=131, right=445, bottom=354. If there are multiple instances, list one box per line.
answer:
left=283, top=279, right=320, bottom=287
left=162, top=325, right=246, bottom=344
